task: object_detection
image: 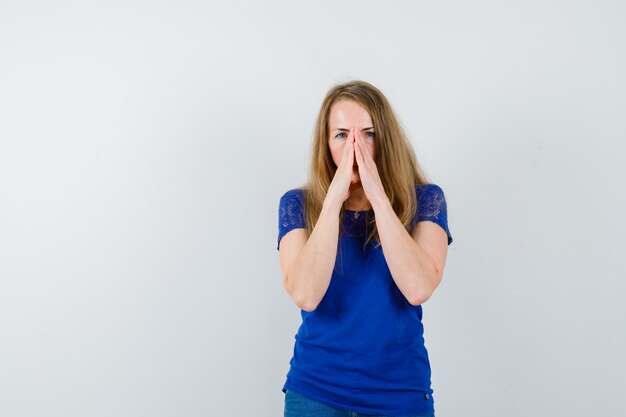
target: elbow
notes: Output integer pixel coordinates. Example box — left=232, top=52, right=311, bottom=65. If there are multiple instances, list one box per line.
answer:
left=408, top=290, right=431, bottom=307
left=409, top=268, right=442, bottom=306
left=300, top=301, right=318, bottom=313
left=287, top=282, right=318, bottom=312
left=408, top=279, right=436, bottom=306
left=284, top=271, right=320, bottom=312
left=294, top=289, right=319, bottom=312
left=295, top=294, right=318, bottom=312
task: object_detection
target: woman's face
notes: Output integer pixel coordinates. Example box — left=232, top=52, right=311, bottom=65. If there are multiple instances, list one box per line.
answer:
left=327, top=99, right=376, bottom=183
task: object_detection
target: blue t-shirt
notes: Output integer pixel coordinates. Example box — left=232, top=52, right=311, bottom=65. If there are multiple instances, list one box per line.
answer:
left=277, top=183, right=453, bottom=416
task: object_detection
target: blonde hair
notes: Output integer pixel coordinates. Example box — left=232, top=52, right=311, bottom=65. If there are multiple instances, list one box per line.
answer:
left=298, top=80, right=431, bottom=251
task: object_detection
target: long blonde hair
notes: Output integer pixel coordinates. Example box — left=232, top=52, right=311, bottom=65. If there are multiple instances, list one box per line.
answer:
left=298, top=80, right=431, bottom=251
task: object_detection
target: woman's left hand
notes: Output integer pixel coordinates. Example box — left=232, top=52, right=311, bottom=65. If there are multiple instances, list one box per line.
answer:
left=353, top=127, right=387, bottom=207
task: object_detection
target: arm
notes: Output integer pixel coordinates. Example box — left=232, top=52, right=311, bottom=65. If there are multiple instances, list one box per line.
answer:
left=351, top=129, right=450, bottom=306
left=371, top=197, right=447, bottom=306
left=283, top=198, right=342, bottom=312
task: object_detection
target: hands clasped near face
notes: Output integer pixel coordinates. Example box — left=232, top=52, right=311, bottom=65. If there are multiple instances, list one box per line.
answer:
left=351, top=126, right=386, bottom=207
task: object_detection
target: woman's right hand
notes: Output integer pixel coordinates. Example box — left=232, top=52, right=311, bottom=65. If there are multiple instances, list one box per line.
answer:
left=325, top=127, right=356, bottom=208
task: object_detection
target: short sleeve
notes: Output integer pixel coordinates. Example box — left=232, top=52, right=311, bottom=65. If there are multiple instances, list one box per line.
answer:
left=277, top=189, right=307, bottom=250
left=413, top=184, right=453, bottom=246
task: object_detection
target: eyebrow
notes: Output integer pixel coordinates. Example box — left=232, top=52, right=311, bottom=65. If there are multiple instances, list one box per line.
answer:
left=332, top=127, right=374, bottom=132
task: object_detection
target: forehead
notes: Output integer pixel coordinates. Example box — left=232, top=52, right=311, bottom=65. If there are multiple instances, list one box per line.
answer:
left=328, top=99, right=372, bottom=128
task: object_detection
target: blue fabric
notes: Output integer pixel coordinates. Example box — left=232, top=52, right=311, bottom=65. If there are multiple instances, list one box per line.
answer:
left=277, top=183, right=453, bottom=417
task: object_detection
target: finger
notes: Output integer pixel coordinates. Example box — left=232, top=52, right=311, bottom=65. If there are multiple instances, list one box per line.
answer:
left=339, top=130, right=351, bottom=172
left=353, top=129, right=359, bottom=164
left=348, top=128, right=355, bottom=166
left=340, top=130, right=352, bottom=167
left=357, top=130, right=371, bottom=163
left=358, top=134, right=369, bottom=162
left=356, top=132, right=363, bottom=157
left=340, top=135, right=349, bottom=166
left=354, top=130, right=364, bottom=165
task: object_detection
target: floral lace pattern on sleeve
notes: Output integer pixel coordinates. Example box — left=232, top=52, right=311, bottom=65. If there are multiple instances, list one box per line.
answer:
left=277, top=189, right=307, bottom=250
left=413, top=183, right=453, bottom=245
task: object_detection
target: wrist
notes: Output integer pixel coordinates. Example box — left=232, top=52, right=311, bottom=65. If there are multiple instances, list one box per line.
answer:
left=322, top=197, right=343, bottom=215
left=371, top=195, right=391, bottom=213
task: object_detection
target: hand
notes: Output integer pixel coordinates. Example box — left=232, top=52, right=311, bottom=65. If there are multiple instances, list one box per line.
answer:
left=354, top=127, right=387, bottom=207
left=326, top=128, right=356, bottom=207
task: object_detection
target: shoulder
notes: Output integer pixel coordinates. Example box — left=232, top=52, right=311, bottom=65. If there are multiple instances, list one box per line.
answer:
left=415, top=183, right=447, bottom=204
left=415, top=182, right=445, bottom=195
left=280, top=187, right=305, bottom=199
left=413, top=183, right=453, bottom=245
left=279, top=188, right=308, bottom=216
left=279, top=188, right=306, bottom=205
left=414, top=183, right=449, bottom=219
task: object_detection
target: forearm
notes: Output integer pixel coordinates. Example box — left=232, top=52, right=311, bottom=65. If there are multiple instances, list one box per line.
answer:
left=371, top=197, right=438, bottom=305
left=286, top=198, right=342, bottom=312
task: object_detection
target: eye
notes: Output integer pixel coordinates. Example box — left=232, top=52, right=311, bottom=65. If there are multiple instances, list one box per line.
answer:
left=335, top=132, right=346, bottom=139
left=366, top=131, right=375, bottom=138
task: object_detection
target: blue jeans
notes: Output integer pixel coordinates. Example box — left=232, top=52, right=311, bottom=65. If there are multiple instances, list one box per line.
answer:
left=284, top=389, right=435, bottom=417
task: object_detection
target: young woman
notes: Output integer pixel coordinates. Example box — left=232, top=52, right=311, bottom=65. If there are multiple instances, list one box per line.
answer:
left=277, top=80, right=453, bottom=417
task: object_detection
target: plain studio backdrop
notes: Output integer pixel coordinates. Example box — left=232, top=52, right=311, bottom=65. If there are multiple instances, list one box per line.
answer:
left=0, top=1, right=624, bottom=416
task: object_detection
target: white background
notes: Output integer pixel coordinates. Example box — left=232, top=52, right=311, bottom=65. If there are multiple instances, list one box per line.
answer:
left=1, top=1, right=625, bottom=416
